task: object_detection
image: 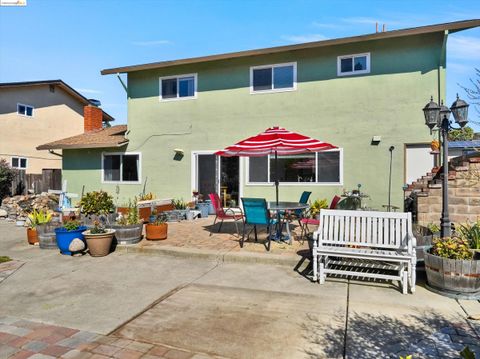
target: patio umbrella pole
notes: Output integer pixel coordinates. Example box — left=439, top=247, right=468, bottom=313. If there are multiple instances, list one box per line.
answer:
left=274, top=150, right=282, bottom=240
left=275, top=150, right=279, bottom=205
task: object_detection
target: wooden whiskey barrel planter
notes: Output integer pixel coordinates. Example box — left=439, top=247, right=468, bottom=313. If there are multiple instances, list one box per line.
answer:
left=37, top=223, right=61, bottom=250
left=424, top=251, right=480, bottom=294
left=110, top=223, right=143, bottom=245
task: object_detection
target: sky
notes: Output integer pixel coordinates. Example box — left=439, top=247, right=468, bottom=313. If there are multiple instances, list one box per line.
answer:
left=0, top=0, right=479, bottom=128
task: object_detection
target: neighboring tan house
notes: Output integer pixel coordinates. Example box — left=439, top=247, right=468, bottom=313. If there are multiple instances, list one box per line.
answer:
left=0, top=80, right=113, bottom=191
left=38, top=20, right=480, bottom=209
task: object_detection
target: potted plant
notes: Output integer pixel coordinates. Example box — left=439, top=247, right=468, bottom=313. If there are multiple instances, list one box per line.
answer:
left=79, top=190, right=116, bottom=225
left=146, top=213, right=168, bottom=240
left=138, top=192, right=156, bottom=222
left=110, top=199, right=144, bottom=245
left=26, top=209, right=52, bottom=245
left=82, top=220, right=115, bottom=257
left=54, top=220, right=87, bottom=255
left=430, top=139, right=440, bottom=151
left=424, top=233, right=480, bottom=294
left=149, top=208, right=158, bottom=223
left=309, top=199, right=329, bottom=220
left=457, top=220, right=480, bottom=258
left=172, top=198, right=191, bottom=220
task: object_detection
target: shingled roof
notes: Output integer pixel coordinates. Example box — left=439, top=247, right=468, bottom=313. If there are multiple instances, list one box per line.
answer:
left=37, top=125, right=128, bottom=150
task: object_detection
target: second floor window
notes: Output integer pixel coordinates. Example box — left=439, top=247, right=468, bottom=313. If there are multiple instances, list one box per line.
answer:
left=160, top=74, right=197, bottom=101
left=17, top=103, right=34, bottom=117
left=250, top=62, right=296, bottom=93
left=11, top=157, right=27, bottom=169
left=337, top=53, right=370, bottom=76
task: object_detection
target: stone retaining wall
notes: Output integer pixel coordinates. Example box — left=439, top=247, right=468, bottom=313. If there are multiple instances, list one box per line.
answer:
left=410, top=154, right=480, bottom=226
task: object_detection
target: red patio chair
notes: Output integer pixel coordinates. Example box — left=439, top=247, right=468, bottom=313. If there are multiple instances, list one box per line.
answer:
left=209, top=193, right=244, bottom=236
left=299, top=195, right=341, bottom=242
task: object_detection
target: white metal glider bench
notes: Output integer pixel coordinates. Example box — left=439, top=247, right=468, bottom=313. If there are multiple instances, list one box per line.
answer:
left=312, top=209, right=416, bottom=294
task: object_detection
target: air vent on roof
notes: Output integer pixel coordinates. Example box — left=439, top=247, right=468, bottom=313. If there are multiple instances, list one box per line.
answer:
left=88, top=99, right=101, bottom=107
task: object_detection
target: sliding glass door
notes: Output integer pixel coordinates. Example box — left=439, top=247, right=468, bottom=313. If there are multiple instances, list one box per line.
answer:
left=194, top=153, right=240, bottom=206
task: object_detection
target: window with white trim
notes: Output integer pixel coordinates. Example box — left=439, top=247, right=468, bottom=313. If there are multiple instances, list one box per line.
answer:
left=250, top=62, right=296, bottom=93
left=102, top=153, right=140, bottom=183
left=11, top=157, right=27, bottom=169
left=337, top=53, right=370, bottom=76
left=248, top=150, right=342, bottom=184
left=17, top=103, right=34, bottom=117
left=159, top=74, right=197, bottom=101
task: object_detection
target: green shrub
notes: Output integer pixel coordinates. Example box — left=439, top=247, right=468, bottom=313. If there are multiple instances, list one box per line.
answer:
left=448, top=126, right=474, bottom=141
left=79, top=191, right=115, bottom=215
left=63, top=220, right=81, bottom=231
left=0, top=159, right=17, bottom=201
left=432, top=237, right=473, bottom=260
left=457, top=220, right=480, bottom=250
left=310, top=199, right=329, bottom=218
left=172, top=198, right=188, bottom=210
left=117, top=198, right=142, bottom=226
left=427, top=222, right=441, bottom=234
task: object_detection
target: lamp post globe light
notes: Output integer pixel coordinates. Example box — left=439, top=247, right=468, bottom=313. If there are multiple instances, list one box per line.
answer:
left=422, top=94, right=469, bottom=238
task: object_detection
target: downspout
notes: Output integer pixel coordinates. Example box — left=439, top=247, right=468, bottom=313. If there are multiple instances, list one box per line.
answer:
left=437, top=30, right=448, bottom=166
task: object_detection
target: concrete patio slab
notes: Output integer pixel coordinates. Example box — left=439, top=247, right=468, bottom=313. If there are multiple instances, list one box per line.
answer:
left=1, top=221, right=479, bottom=358
left=113, top=283, right=346, bottom=359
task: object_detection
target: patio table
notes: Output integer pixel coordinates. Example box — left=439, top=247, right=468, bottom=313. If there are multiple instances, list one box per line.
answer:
left=268, top=202, right=309, bottom=244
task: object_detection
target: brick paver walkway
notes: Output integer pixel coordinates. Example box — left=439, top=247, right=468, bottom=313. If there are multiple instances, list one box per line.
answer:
left=1, top=314, right=479, bottom=358
left=136, top=217, right=309, bottom=256
left=0, top=317, right=220, bottom=358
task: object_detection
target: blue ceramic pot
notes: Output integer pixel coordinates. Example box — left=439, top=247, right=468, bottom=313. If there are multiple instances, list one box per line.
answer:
left=55, top=226, right=87, bottom=255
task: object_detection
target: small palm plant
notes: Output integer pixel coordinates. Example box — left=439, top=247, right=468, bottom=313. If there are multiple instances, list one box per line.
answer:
left=27, top=209, right=52, bottom=228
left=457, top=220, right=480, bottom=250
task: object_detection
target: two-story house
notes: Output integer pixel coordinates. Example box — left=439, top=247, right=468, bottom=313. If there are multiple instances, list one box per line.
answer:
left=0, top=80, right=114, bottom=191
left=38, top=20, right=480, bottom=209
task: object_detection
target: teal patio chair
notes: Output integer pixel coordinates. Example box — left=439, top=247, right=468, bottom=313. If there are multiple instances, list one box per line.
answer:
left=241, top=197, right=277, bottom=251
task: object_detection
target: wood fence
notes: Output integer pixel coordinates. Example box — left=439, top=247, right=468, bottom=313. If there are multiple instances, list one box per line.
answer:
left=11, top=169, right=62, bottom=195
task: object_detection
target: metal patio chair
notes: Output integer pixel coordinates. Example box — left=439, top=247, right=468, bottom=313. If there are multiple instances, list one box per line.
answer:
left=241, top=197, right=277, bottom=251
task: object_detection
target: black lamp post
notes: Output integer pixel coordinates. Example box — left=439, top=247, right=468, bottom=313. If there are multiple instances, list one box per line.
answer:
left=422, top=95, right=469, bottom=238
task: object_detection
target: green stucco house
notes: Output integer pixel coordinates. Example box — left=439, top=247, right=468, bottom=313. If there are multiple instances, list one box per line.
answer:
left=38, top=20, right=480, bottom=209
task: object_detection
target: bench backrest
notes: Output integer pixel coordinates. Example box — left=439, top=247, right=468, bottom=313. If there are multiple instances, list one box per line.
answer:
left=317, top=209, right=413, bottom=250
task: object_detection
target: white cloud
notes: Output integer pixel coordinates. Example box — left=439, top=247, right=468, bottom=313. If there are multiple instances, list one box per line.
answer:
left=448, top=62, right=473, bottom=74
left=448, top=35, right=480, bottom=60
left=281, top=34, right=328, bottom=43
left=131, top=40, right=171, bottom=46
left=340, top=16, right=408, bottom=29
left=311, top=21, right=341, bottom=29
left=76, top=88, right=102, bottom=94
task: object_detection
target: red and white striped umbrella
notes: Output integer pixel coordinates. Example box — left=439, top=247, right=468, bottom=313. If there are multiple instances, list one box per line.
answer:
left=215, top=126, right=336, bottom=157
left=215, top=126, right=337, bottom=205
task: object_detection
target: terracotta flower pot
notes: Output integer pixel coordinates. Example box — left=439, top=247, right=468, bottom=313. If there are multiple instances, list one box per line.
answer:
left=82, top=229, right=115, bottom=257
left=146, top=223, right=168, bottom=240
left=138, top=207, right=152, bottom=223
left=27, top=227, right=38, bottom=245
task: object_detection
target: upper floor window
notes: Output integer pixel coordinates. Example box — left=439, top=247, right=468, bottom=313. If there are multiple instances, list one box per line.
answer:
left=250, top=62, right=297, bottom=93
left=337, top=53, right=370, bottom=76
left=17, top=103, right=34, bottom=117
left=159, top=74, right=197, bottom=101
left=11, top=157, right=27, bottom=169
left=247, top=149, right=343, bottom=185
left=102, top=152, right=141, bottom=183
